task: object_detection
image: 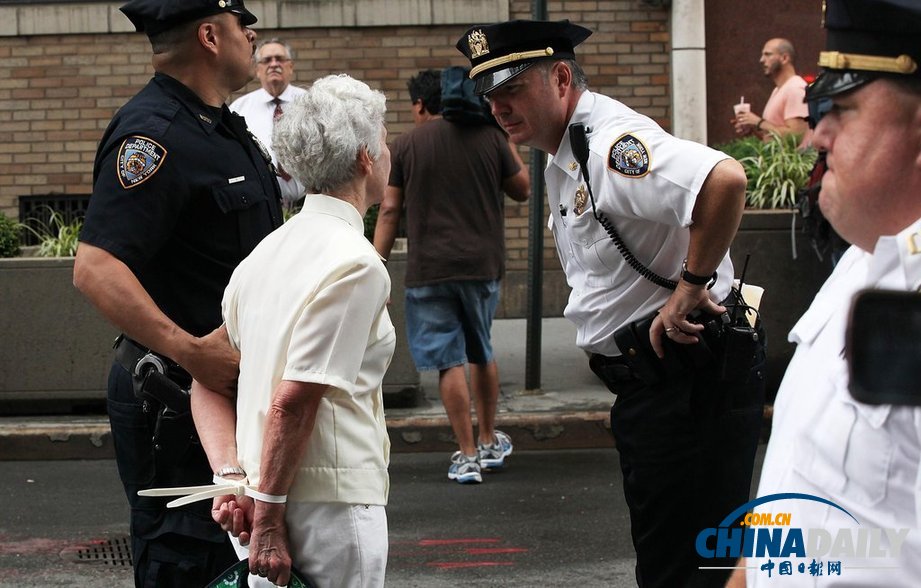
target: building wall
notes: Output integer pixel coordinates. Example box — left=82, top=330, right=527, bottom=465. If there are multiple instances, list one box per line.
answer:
left=705, top=0, right=825, bottom=146
left=0, top=0, right=672, bottom=273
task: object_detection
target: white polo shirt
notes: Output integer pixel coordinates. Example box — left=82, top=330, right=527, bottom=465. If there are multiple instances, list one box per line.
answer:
left=749, top=220, right=921, bottom=586
left=545, top=91, right=732, bottom=356
left=222, top=194, right=395, bottom=506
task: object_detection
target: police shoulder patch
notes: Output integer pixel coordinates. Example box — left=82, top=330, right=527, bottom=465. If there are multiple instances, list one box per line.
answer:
left=607, top=133, right=650, bottom=178
left=117, top=136, right=167, bottom=189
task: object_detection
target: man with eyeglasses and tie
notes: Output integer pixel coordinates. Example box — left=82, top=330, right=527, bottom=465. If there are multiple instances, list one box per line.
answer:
left=231, top=38, right=307, bottom=206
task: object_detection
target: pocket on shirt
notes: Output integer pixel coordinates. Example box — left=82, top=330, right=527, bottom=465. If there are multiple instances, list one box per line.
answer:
left=211, top=179, right=268, bottom=213
left=567, top=208, right=614, bottom=287
left=792, top=382, right=893, bottom=507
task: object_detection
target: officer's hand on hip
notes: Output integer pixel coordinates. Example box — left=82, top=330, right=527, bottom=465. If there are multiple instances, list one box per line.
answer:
left=649, top=281, right=725, bottom=358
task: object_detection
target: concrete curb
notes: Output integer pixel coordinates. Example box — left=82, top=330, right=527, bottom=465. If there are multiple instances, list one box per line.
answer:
left=0, top=411, right=614, bottom=461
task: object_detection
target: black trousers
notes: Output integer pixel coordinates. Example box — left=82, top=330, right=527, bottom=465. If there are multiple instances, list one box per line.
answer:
left=590, top=348, right=765, bottom=588
left=106, top=363, right=237, bottom=588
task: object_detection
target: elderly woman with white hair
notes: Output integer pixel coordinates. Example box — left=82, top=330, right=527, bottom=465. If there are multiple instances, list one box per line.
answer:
left=189, top=74, right=394, bottom=587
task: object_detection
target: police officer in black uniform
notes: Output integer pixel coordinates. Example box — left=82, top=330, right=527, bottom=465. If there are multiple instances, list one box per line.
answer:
left=73, top=1, right=283, bottom=585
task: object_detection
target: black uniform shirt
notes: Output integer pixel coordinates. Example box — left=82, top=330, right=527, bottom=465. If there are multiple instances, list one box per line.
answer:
left=82, top=73, right=283, bottom=338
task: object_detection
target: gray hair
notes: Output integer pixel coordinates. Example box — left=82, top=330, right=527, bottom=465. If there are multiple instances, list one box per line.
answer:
left=538, top=59, right=589, bottom=90
left=273, top=74, right=387, bottom=194
left=256, top=38, right=294, bottom=61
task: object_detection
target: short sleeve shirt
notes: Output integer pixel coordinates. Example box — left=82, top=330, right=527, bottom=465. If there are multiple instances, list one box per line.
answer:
left=546, top=92, right=732, bottom=355
left=388, top=119, right=520, bottom=286
left=762, top=75, right=809, bottom=126
left=81, top=73, right=283, bottom=337
left=223, top=195, right=395, bottom=505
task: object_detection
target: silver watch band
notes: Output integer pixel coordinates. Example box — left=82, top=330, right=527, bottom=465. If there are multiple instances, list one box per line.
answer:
left=215, top=466, right=247, bottom=478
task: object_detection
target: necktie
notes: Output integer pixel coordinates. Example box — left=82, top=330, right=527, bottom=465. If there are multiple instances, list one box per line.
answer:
left=271, top=98, right=292, bottom=181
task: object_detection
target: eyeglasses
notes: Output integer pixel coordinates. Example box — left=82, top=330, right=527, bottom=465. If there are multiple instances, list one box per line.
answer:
left=257, top=56, right=292, bottom=65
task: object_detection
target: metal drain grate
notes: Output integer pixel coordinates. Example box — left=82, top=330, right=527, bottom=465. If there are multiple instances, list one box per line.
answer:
left=67, top=536, right=133, bottom=567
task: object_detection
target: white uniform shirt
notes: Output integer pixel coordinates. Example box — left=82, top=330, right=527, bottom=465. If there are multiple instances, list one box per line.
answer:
left=222, top=194, right=395, bottom=506
left=230, top=85, right=308, bottom=203
left=749, top=220, right=921, bottom=586
left=546, top=91, right=732, bottom=355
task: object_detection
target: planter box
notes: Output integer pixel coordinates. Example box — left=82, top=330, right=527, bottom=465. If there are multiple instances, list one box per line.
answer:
left=0, top=257, right=116, bottom=414
left=730, top=209, right=833, bottom=401
left=0, top=253, right=420, bottom=414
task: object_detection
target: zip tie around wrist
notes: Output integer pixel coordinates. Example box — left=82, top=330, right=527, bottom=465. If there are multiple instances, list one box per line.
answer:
left=137, top=475, right=287, bottom=508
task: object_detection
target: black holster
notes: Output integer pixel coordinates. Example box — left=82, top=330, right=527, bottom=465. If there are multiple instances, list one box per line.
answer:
left=612, top=289, right=765, bottom=387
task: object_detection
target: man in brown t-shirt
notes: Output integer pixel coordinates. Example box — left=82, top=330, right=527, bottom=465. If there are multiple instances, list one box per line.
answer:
left=374, top=69, right=530, bottom=484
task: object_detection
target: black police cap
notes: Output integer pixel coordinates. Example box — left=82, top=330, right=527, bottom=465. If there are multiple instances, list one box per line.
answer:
left=121, top=0, right=257, bottom=37
left=807, top=0, right=921, bottom=101
left=456, top=20, right=592, bottom=95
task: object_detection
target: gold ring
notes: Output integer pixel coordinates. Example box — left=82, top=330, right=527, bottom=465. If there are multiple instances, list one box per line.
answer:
left=665, top=327, right=676, bottom=333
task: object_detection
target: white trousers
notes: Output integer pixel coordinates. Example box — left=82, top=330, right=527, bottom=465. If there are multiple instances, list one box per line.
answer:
left=231, top=502, right=388, bottom=588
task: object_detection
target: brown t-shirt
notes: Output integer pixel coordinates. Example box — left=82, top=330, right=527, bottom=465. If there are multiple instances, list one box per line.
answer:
left=388, top=119, right=520, bottom=287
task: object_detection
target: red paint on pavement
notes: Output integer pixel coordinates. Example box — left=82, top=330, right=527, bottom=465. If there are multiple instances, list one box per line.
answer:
left=465, top=547, right=529, bottom=555
left=418, top=538, right=500, bottom=546
left=428, top=561, right=515, bottom=569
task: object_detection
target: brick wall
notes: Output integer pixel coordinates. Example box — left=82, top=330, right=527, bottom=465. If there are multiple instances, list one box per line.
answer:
left=0, top=1, right=672, bottom=273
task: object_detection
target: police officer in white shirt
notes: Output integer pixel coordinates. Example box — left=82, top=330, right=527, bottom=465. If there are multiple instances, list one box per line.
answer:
left=230, top=38, right=307, bottom=205
left=457, top=20, right=765, bottom=588
left=729, top=1, right=921, bottom=586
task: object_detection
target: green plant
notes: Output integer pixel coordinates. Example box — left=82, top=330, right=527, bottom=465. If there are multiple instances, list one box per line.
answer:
left=19, top=207, right=82, bottom=257
left=0, top=211, right=21, bottom=258
left=715, top=134, right=818, bottom=209
left=364, top=203, right=379, bottom=242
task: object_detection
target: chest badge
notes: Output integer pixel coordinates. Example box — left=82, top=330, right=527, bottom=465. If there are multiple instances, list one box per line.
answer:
left=608, top=133, right=650, bottom=178
left=574, top=184, right=588, bottom=215
left=117, top=136, right=167, bottom=189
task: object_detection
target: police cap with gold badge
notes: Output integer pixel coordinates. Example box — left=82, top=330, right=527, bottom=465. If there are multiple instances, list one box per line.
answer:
left=120, top=0, right=257, bottom=37
left=456, top=20, right=592, bottom=95
left=807, top=0, right=921, bottom=101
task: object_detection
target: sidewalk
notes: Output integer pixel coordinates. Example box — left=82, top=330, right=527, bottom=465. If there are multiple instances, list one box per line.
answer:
left=0, top=318, right=615, bottom=461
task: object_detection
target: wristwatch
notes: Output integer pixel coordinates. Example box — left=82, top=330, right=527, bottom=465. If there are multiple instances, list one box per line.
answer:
left=681, top=259, right=717, bottom=287
left=215, top=466, right=247, bottom=478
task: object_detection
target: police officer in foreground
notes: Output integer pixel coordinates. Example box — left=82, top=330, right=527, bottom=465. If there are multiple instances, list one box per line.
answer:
left=73, top=1, right=282, bottom=585
left=730, top=0, right=921, bottom=585
left=457, top=20, right=765, bottom=587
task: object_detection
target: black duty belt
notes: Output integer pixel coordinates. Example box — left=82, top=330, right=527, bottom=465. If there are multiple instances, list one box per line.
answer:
left=113, top=335, right=191, bottom=413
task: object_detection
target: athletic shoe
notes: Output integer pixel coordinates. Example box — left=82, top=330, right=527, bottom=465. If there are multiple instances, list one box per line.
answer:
left=447, top=451, right=482, bottom=484
left=478, top=430, right=513, bottom=471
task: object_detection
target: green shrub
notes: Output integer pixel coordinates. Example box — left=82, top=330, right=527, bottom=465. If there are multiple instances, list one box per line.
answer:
left=364, top=204, right=379, bottom=242
left=0, top=212, right=21, bottom=258
left=20, top=207, right=82, bottom=257
left=715, top=133, right=817, bottom=209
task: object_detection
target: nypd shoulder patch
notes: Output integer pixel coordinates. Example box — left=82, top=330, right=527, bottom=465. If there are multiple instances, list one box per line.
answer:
left=607, top=134, right=650, bottom=178
left=117, top=136, right=168, bottom=189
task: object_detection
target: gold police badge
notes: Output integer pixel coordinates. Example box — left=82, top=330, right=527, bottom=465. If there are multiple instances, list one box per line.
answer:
left=468, top=29, right=490, bottom=59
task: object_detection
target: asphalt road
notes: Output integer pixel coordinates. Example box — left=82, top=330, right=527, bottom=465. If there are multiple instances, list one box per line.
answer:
left=0, top=447, right=766, bottom=587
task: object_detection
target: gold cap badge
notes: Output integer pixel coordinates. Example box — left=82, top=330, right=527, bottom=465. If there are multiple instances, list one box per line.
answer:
left=468, top=30, right=490, bottom=59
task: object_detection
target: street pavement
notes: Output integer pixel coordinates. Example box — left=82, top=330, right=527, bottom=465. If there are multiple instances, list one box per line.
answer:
left=0, top=447, right=768, bottom=587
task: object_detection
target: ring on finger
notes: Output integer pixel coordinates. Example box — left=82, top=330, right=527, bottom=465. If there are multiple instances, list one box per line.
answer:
left=665, top=327, right=676, bottom=333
